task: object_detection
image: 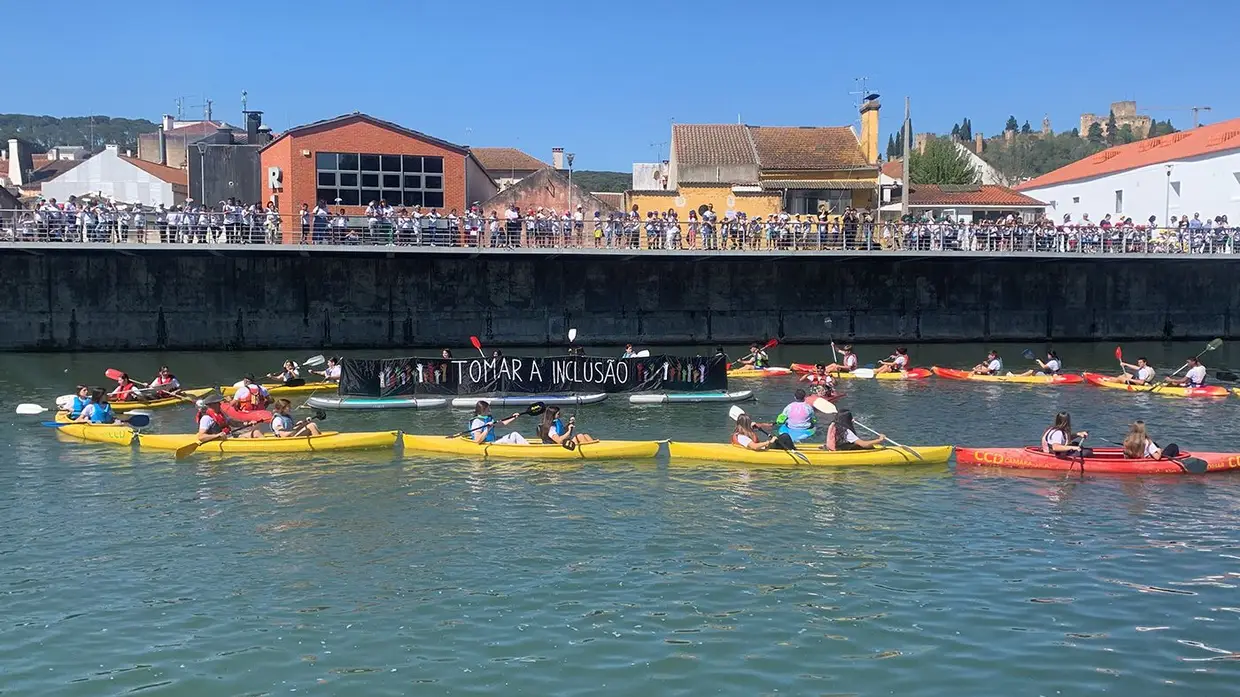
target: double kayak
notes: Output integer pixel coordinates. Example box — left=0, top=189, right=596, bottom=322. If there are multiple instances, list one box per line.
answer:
left=449, top=394, right=608, bottom=408
left=52, top=411, right=137, bottom=445
left=790, top=364, right=931, bottom=380
left=57, top=388, right=212, bottom=412
left=1082, top=372, right=1229, bottom=397
left=931, top=367, right=1084, bottom=384
left=629, top=390, right=754, bottom=404
left=138, top=431, right=399, bottom=454
left=305, top=396, right=449, bottom=410
left=667, top=442, right=952, bottom=467
left=223, top=381, right=337, bottom=398
left=957, top=446, right=1240, bottom=474
left=727, top=367, right=794, bottom=378
left=401, top=434, right=661, bottom=460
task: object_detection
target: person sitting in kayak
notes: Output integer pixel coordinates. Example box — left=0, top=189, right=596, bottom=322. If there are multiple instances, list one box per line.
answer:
left=621, top=343, right=636, bottom=358
left=148, top=366, right=181, bottom=397
left=731, top=414, right=778, bottom=451
left=469, top=401, right=528, bottom=445
left=820, top=410, right=883, bottom=451
left=536, top=405, right=597, bottom=447
left=74, top=389, right=117, bottom=424
left=266, top=360, right=300, bottom=384
left=972, top=350, right=1003, bottom=375
left=1116, top=357, right=1155, bottom=385
left=1041, top=411, right=1088, bottom=456
left=772, top=389, right=817, bottom=443
left=1013, top=350, right=1062, bottom=378
left=800, top=364, right=836, bottom=394
left=823, top=344, right=858, bottom=374
left=737, top=342, right=770, bottom=370
left=270, top=399, right=321, bottom=438
left=875, top=347, right=910, bottom=374
left=232, top=374, right=271, bottom=412
left=1123, top=420, right=1162, bottom=459
left=110, top=373, right=138, bottom=402
left=1166, top=357, right=1208, bottom=388
left=67, top=384, right=91, bottom=419
left=441, top=348, right=453, bottom=360
left=312, top=356, right=342, bottom=383
left=196, top=397, right=261, bottom=443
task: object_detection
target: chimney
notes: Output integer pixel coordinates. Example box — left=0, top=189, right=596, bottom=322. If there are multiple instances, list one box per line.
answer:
left=974, top=132, right=983, bottom=154
left=8, top=138, right=32, bottom=186
left=157, top=126, right=167, bottom=165
left=245, top=111, right=262, bottom=145
left=162, top=114, right=175, bottom=132
left=858, top=97, right=881, bottom=165
left=257, top=125, right=273, bottom=146
left=552, top=147, right=564, bottom=170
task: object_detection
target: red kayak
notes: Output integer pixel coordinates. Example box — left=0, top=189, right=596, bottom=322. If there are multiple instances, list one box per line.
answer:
left=221, top=401, right=274, bottom=423
left=957, top=446, right=1240, bottom=475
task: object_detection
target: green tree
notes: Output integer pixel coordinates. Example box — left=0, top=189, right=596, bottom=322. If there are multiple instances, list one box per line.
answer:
left=1087, top=122, right=1105, bottom=144
left=1021, top=120, right=1033, bottom=134
left=1005, top=115, right=1019, bottom=132
left=951, top=123, right=961, bottom=139
left=960, top=118, right=972, bottom=141
left=980, top=131, right=1106, bottom=186
left=909, top=138, right=979, bottom=186
left=1105, top=110, right=1119, bottom=145
left=886, top=133, right=897, bottom=159
left=569, top=171, right=629, bottom=193
left=1117, top=123, right=1136, bottom=145
left=0, top=114, right=158, bottom=152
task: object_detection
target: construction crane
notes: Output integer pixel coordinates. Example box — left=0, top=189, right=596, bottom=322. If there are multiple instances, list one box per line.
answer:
left=1141, top=105, right=1213, bottom=128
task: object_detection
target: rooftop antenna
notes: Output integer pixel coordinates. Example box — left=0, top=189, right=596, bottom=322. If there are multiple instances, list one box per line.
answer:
left=241, top=90, right=248, bottom=119
left=204, top=99, right=213, bottom=122
left=849, top=77, right=872, bottom=131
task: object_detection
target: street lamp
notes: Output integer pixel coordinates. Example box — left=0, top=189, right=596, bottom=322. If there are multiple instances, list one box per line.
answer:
left=1164, top=164, right=1173, bottom=228
left=567, top=153, right=576, bottom=247
left=196, top=142, right=208, bottom=205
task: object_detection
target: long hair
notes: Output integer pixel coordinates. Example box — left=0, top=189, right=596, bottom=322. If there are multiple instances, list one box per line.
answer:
left=1123, top=421, right=1149, bottom=459
left=90, top=388, right=108, bottom=404
left=1050, top=411, right=1072, bottom=436
left=734, top=414, right=760, bottom=441
left=473, top=401, right=491, bottom=417
left=834, top=410, right=855, bottom=449
left=537, top=405, right=562, bottom=440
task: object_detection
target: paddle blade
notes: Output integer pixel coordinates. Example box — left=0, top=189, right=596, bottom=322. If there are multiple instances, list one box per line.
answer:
left=174, top=441, right=201, bottom=459
left=763, top=338, right=779, bottom=350
left=1022, top=349, right=1036, bottom=360
left=15, top=403, right=47, bottom=415
left=728, top=405, right=746, bottom=421
left=302, top=354, right=326, bottom=367
left=470, top=335, right=482, bottom=351
left=311, top=408, right=328, bottom=421
left=1114, top=346, right=1123, bottom=361
left=40, top=421, right=67, bottom=428
left=1179, top=457, right=1209, bottom=474
left=811, top=398, right=838, bottom=415
left=852, top=368, right=876, bottom=379
left=635, top=350, right=650, bottom=358
left=568, top=328, right=577, bottom=343
left=525, top=401, right=547, bottom=417
left=125, top=414, right=152, bottom=428
left=105, top=368, right=125, bottom=380
left=55, top=395, right=74, bottom=411
left=1216, top=370, right=1239, bottom=383
left=1208, top=338, right=1223, bottom=351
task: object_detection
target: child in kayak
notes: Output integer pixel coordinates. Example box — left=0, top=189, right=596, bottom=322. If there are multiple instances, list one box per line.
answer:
left=74, top=389, right=117, bottom=424
left=1115, top=357, right=1155, bottom=385
left=536, top=405, right=596, bottom=447
left=196, top=396, right=262, bottom=443
left=267, top=360, right=301, bottom=383
left=469, top=401, right=528, bottom=445
left=110, top=373, right=138, bottom=402
left=1122, top=421, right=1161, bottom=459
left=737, top=342, right=770, bottom=370
left=1165, top=357, right=1208, bottom=388
left=270, top=399, right=321, bottom=437
left=1040, top=411, right=1088, bottom=456
left=772, top=389, right=816, bottom=443
left=972, top=350, right=1003, bottom=375
left=823, top=344, right=858, bottom=374
left=67, top=384, right=91, bottom=419
left=875, top=347, right=910, bottom=374
left=1013, top=350, right=1062, bottom=377
left=730, top=414, right=779, bottom=451
left=820, top=410, right=884, bottom=451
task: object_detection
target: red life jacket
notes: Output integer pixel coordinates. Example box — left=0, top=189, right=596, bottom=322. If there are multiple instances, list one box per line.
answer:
left=114, top=381, right=135, bottom=401
left=198, top=408, right=230, bottom=434
left=731, top=432, right=744, bottom=446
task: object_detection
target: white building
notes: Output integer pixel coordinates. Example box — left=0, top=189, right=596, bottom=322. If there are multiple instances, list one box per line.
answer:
left=1017, top=118, right=1240, bottom=225
left=41, top=145, right=187, bottom=206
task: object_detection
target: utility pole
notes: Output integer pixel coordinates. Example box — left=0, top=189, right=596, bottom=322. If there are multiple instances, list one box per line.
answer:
left=900, top=97, right=911, bottom=220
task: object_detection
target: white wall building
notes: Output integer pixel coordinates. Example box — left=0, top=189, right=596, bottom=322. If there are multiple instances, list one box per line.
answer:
left=1018, top=118, right=1240, bottom=225
left=41, top=145, right=187, bottom=206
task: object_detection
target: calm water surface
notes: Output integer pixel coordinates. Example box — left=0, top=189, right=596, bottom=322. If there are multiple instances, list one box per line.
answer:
left=2, top=343, right=1239, bottom=695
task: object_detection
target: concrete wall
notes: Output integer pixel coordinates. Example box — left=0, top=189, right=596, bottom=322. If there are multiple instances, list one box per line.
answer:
left=2, top=248, right=1238, bottom=351
left=188, top=144, right=263, bottom=205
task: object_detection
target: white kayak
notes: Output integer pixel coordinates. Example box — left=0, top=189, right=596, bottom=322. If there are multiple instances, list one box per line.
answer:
left=450, top=393, right=609, bottom=408
left=629, top=390, right=755, bottom=404
left=305, top=396, right=449, bottom=410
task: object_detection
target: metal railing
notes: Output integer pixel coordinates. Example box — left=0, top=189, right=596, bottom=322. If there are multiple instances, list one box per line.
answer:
left=1, top=209, right=1236, bottom=255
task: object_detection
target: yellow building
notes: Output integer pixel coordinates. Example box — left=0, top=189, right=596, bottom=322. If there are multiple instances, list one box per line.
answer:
left=628, top=98, right=881, bottom=218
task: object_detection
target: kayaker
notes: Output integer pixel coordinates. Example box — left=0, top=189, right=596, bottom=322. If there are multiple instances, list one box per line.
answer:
left=823, top=344, right=858, bottom=374
left=621, top=343, right=636, bottom=358
left=441, top=348, right=453, bottom=360
left=270, top=399, right=321, bottom=437
left=148, top=366, right=181, bottom=396
left=1014, top=350, right=1062, bottom=378
left=66, top=384, right=91, bottom=419
left=74, top=389, right=116, bottom=424
left=468, top=401, right=528, bottom=445
left=1166, top=357, right=1208, bottom=388
left=1122, top=420, right=1161, bottom=459
left=972, top=350, right=1003, bottom=375
left=1040, top=412, right=1089, bottom=456
left=1116, top=357, right=1155, bottom=385
left=196, top=397, right=261, bottom=443
left=875, top=347, right=910, bottom=374
left=536, top=405, right=597, bottom=446
left=110, top=372, right=138, bottom=402
left=800, top=363, right=836, bottom=394
left=731, top=414, right=778, bottom=451
left=820, top=410, right=884, bottom=451
left=312, top=356, right=342, bottom=383
left=772, top=388, right=817, bottom=443
left=266, top=360, right=300, bottom=384
left=738, top=342, right=770, bottom=370
left=492, top=349, right=504, bottom=359
left=232, top=374, right=271, bottom=412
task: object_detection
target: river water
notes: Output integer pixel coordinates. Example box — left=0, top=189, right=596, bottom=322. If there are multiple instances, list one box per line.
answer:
left=2, top=343, right=1239, bottom=695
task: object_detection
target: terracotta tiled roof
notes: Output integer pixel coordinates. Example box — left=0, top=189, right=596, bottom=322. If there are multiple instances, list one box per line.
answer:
left=673, top=124, right=757, bottom=166
left=120, top=155, right=188, bottom=186
left=760, top=179, right=876, bottom=190
left=592, top=192, right=624, bottom=209
left=907, top=184, right=1045, bottom=207
left=1017, top=117, right=1240, bottom=190
left=471, top=147, right=546, bottom=173
left=748, top=126, right=871, bottom=171
left=881, top=158, right=903, bottom=180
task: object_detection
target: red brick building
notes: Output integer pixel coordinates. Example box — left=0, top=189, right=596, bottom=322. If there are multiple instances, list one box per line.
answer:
left=260, top=112, right=496, bottom=239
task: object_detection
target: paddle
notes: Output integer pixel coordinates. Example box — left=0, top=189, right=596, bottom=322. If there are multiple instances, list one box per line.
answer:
left=302, top=355, right=326, bottom=368
left=1069, top=434, right=1088, bottom=479
left=635, top=350, right=650, bottom=358
left=1144, top=338, right=1222, bottom=392
left=727, top=405, right=809, bottom=465
left=16, top=403, right=52, bottom=415
left=734, top=338, right=779, bottom=368
left=469, top=335, right=486, bottom=358
left=1097, top=438, right=1208, bottom=474
left=447, top=402, right=546, bottom=439
left=810, top=399, right=923, bottom=461
left=174, top=415, right=269, bottom=460
left=825, top=318, right=838, bottom=363
left=104, top=368, right=194, bottom=403
left=568, top=327, right=578, bottom=344
left=1021, top=349, right=1036, bottom=361
left=44, top=412, right=151, bottom=429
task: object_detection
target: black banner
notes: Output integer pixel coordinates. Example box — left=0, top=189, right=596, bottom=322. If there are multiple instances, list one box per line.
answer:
left=339, top=354, right=727, bottom=397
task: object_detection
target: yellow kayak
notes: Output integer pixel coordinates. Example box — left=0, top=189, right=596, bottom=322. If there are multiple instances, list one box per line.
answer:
left=1083, top=372, right=1230, bottom=397
left=667, top=441, right=953, bottom=467
left=100, top=388, right=212, bottom=412
left=931, top=367, right=1084, bottom=385
left=790, top=364, right=932, bottom=380
left=137, top=431, right=399, bottom=454
left=52, top=411, right=136, bottom=445
left=401, top=434, right=661, bottom=460
left=222, top=381, right=337, bottom=398
left=727, top=367, right=794, bottom=378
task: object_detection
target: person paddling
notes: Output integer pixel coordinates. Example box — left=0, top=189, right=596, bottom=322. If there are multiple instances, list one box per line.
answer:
left=196, top=396, right=261, bottom=443
left=820, top=410, right=884, bottom=451
left=800, top=363, right=836, bottom=395
left=823, top=344, right=858, bottom=374
left=74, top=389, right=117, bottom=424
left=312, top=356, right=342, bottom=383
left=972, top=350, right=1003, bottom=375
left=738, top=342, right=770, bottom=370
left=875, top=347, right=910, bottom=374
left=469, top=401, right=528, bottom=445
left=67, top=384, right=91, bottom=419
left=1115, top=357, right=1155, bottom=385
left=110, top=372, right=138, bottom=402
left=266, top=360, right=300, bottom=384
left=1040, top=411, right=1088, bottom=456
left=148, top=366, right=181, bottom=397
left=1014, top=350, right=1062, bottom=378
left=621, top=343, right=636, bottom=359
left=270, top=399, right=321, bottom=437
left=731, top=414, right=778, bottom=451
left=231, top=374, right=271, bottom=412
left=536, top=405, right=596, bottom=446
left=1165, top=357, right=1208, bottom=388
left=1122, top=420, right=1161, bottom=459
left=772, top=388, right=817, bottom=443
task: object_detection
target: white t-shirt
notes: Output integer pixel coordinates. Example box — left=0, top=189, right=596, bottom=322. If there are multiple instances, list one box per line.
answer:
left=324, top=364, right=342, bottom=380
left=198, top=415, right=219, bottom=433
left=1043, top=428, right=1068, bottom=452
left=843, top=353, right=858, bottom=369
left=1044, top=359, right=1061, bottom=373
left=1136, top=366, right=1155, bottom=382
left=1139, top=438, right=1158, bottom=458
left=734, top=433, right=755, bottom=448
left=893, top=354, right=908, bottom=368
left=843, top=429, right=859, bottom=444
left=987, top=358, right=1002, bottom=372
left=1186, top=365, right=1206, bottom=386
left=79, top=403, right=110, bottom=422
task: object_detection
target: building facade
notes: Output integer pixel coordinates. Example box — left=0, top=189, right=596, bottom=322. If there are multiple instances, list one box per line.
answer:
left=41, top=145, right=186, bottom=206
left=470, top=147, right=547, bottom=191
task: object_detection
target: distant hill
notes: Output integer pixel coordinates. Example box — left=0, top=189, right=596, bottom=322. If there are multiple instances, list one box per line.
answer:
left=571, top=170, right=629, bottom=193
left=0, top=114, right=158, bottom=152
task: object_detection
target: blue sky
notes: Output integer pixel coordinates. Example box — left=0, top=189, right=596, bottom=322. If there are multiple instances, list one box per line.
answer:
left=7, top=0, right=1236, bottom=170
